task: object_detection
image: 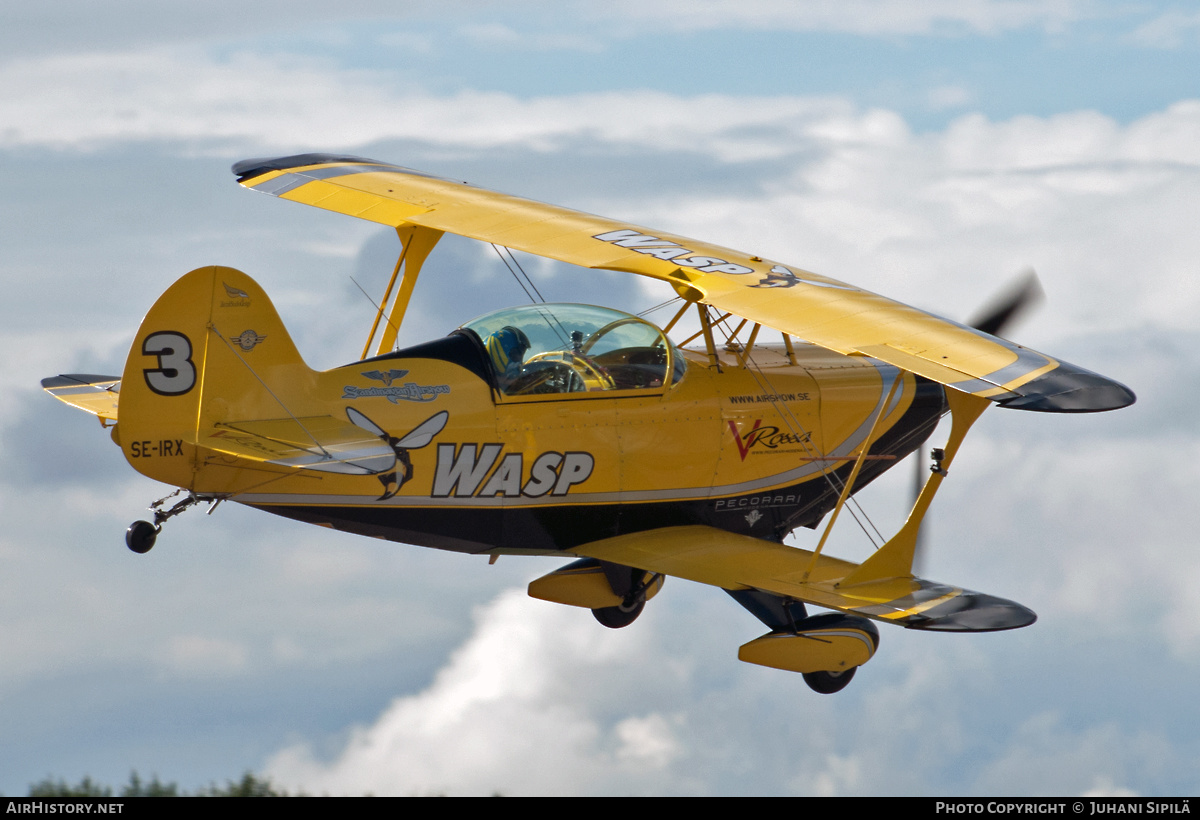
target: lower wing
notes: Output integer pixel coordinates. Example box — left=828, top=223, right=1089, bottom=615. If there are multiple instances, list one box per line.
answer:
left=572, top=525, right=1035, bottom=632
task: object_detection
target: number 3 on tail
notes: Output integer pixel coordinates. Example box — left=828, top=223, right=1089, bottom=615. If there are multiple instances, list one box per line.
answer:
left=142, top=331, right=196, bottom=395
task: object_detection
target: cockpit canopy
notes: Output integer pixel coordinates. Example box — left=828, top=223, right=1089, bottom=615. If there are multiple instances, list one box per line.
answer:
left=461, top=303, right=686, bottom=396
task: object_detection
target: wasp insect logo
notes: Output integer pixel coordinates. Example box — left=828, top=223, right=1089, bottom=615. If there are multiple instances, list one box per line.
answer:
left=728, top=419, right=811, bottom=461
left=345, top=408, right=448, bottom=500
left=750, top=265, right=854, bottom=291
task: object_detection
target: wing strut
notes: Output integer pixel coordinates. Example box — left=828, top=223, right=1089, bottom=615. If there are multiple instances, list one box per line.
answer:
left=660, top=301, right=691, bottom=335
left=735, top=323, right=762, bottom=368
left=841, top=389, right=990, bottom=586
left=675, top=305, right=730, bottom=371
left=362, top=225, right=444, bottom=358
left=697, top=305, right=723, bottom=372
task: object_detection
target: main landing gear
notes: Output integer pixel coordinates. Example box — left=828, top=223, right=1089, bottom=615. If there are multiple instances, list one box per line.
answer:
left=802, top=668, right=856, bottom=694
left=592, top=598, right=645, bottom=629
left=125, top=489, right=223, bottom=554
left=591, top=565, right=662, bottom=629
left=727, top=590, right=879, bottom=694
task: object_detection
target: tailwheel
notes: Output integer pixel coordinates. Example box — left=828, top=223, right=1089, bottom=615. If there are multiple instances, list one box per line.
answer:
left=802, top=667, right=856, bottom=694
left=125, top=520, right=160, bottom=554
left=592, top=598, right=645, bottom=629
left=125, top=489, right=225, bottom=554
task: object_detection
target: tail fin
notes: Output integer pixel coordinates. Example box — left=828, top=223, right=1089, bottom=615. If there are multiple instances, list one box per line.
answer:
left=118, top=266, right=311, bottom=488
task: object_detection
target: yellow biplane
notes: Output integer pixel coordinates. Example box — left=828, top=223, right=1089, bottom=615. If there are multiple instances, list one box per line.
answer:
left=44, top=154, right=1134, bottom=693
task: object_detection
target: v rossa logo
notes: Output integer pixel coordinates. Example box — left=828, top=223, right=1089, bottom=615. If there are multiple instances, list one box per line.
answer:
left=728, top=419, right=811, bottom=461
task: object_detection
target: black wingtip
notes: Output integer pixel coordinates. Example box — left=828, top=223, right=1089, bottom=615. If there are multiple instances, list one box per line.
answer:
left=905, top=592, right=1038, bottom=633
left=231, top=153, right=378, bottom=183
left=1000, top=369, right=1136, bottom=413
left=41, top=373, right=120, bottom=389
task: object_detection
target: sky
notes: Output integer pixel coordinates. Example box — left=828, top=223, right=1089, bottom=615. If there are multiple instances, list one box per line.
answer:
left=1, top=0, right=1198, bottom=797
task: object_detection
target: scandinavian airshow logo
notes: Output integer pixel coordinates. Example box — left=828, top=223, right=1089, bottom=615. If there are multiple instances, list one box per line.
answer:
left=591, top=229, right=855, bottom=290
left=728, top=419, right=811, bottom=461
left=343, top=371, right=451, bottom=404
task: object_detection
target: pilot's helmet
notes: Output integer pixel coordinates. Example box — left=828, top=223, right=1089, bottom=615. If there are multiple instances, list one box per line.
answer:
left=486, top=325, right=531, bottom=378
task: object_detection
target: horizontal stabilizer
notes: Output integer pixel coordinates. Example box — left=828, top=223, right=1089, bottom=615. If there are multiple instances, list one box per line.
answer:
left=572, top=525, right=1036, bottom=632
left=203, top=414, right=397, bottom=475
left=41, top=374, right=121, bottom=422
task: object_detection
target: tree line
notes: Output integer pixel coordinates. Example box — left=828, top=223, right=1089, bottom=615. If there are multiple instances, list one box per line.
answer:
left=24, top=771, right=293, bottom=797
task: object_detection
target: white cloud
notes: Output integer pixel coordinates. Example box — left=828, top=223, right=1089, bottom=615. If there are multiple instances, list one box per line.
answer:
left=1129, top=9, right=1200, bottom=49
left=266, top=588, right=692, bottom=795
left=458, top=22, right=604, bottom=53
left=589, top=0, right=1101, bottom=36
left=0, top=0, right=1110, bottom=63
left=801, top=753, right=864, bottom=797
left=613, top=713, right=684, bottom=767
left=261, top=580, right=1199, bottom=796
left=971, top=712, right=1165, bottom=796
left=164, top=635, right=249, bottom=677
left=927, top=84, right=975, bottom=111
left=1082, top=777, right=1140, bottom=797
left=0, top=46, right=866, bottom=159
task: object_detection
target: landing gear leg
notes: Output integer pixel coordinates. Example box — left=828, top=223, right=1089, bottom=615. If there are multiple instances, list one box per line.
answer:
left=125, top=489, right=222, bottom=554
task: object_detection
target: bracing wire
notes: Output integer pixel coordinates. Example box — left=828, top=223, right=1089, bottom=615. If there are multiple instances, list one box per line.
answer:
left=490, top=244, right=577, bottom=348
left=491, top=244, right=550, bottom=304
left=210, top=327, right=334, bottom=461
left=504, top=246, right=547, bottom=303
left=637, top=296, right=683, bottom=318
left=348, top=275, right=401, bottom=345
left=491, top=243, right=540, bottom=304
left=703, top=307, right=886, bottom=548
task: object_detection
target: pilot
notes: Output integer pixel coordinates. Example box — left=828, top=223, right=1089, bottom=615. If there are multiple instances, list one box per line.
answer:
left=485, top=325, right=531, bottom=387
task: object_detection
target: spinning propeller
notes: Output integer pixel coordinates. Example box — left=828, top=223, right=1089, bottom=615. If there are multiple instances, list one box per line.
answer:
left=911, top=269, right=1045, bottom=571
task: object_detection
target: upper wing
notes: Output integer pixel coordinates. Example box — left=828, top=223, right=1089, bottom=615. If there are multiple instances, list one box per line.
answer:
left=234, top=154, right=1134, bottom=413
left=572, top=525, right=1036, bottom=633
